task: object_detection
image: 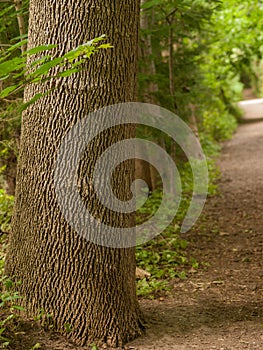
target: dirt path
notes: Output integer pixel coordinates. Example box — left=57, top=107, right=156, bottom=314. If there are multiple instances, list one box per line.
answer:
left=128, top=120, right=263, bottom=349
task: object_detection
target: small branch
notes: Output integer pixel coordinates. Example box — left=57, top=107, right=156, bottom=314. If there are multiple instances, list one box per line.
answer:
left=166, top=8, right=178, bottom=21
left=159, top=6, right=178, bottom=25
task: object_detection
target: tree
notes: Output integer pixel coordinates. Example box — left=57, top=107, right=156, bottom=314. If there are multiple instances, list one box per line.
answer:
left=5, top=0, right=144, bottom=347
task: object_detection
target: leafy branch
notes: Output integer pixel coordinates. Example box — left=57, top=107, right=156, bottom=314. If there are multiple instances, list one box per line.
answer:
left=0, top=35, right=112, bottom=108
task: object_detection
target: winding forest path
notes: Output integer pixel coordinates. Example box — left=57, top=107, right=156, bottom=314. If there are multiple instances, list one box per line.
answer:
left=129, top=103, right=263, bottom=349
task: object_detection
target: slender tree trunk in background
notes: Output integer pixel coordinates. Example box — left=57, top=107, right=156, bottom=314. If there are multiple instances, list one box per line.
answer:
left=166, top=12, right=178, bottom=165
left=140, top=0, right=158, bottom=103
left=188, top=104, right=199, bottom=139
left=5, top=0, right=144, bottom=347
left=3, top=153, right=17, bottom=196
left=168, top=25, right=178, bottom=113
left=14, top=0, right=27, bottom=52
left=137, top=0, right=159, bottom=191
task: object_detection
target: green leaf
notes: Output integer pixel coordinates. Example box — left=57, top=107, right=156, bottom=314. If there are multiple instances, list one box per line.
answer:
left=30, top=55, right=52, bottom=67
left=98, top=43, right=113, bottom=49
left=58, top=68, right=80, bottom=77
left=87, top=34, right=106, bottom=44
left=141, top=0, right=162, bottom=9
left=63, top=35, right=108, bottom=61
left=0, top=75, right=10, bottom=82
left=7, top=39, right=28, bottom=53
left=19, top=93, right=43, bottom=112
left=0, top=4, right=14, bottom=18
left=1, top=314, right=14, bottom=325
left=11, top=305, right=26, bottom=311
left=63, top=49, right=85, bottom=61
left=64, top=323, right=72, bottom=333
left=11, top=33, right=28, bottom=42
left=30, top=57, right=63, bottom=78
left=0, top=84, right=20, bottom=98
left=0, top=56, right=25, bottom=76
left=25, top=44, right=58, bottom=56
left=4, top=278, right=14, bottom=290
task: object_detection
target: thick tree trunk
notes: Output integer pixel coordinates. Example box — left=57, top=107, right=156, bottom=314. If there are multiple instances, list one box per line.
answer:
left=5, top=0, right=144, bottom=347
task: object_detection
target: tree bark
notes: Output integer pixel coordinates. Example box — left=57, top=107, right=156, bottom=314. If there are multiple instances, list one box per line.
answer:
left=5, top=0, right=144, bottom=347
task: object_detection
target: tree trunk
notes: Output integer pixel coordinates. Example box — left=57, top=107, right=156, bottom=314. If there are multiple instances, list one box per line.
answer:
left=168, top=25, right=178, bottom=113
left=14, top=0, right=27, bottom=52
left=5, top=0, right=144, bottom=347
left=139, top=1, right=158, bottom=103
left=137, top=0, right=159, bottom=191
left=188, top=103, right=199, bottom=139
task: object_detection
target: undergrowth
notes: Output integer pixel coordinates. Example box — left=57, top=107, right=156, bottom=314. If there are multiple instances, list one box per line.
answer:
left=0, top=190, right=25, bottom=348
left=135, top=134, right=224, bottom=298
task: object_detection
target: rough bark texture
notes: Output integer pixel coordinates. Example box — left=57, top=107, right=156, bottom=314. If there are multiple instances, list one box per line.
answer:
left=5, top=0, right=144, bottom=347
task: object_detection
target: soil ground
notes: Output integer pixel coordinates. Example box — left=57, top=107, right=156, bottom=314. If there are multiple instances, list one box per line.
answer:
left=3, top=98, right=263, bottom=349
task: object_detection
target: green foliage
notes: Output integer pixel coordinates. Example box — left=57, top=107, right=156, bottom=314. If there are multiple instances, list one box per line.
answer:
left=135, top=171, right=195, bottom=297
left=0, top=191, right=23, bottom=347
left=136, top=1, right=253, bottom=299
left=137, top=278, right=169, bottom=298
left=135, top=219, right=189, bottom=297
left=35, top=308, right=53, bottom=331
left=135, top=152, right=220, bottom=297
left=90, top=345, right=98, bottom=350
left=30, top=344, right=41, bottom=350
left=206, top=0, right=263, bottom=76
left=139, top=0, right=218, bottom=116
left=0, top=35, right=111, bottom=102
left=201, top=108, right=238, bottom=142
left=139, top=0, right=263, bottom=155
left=64, top=323, right=72, bottom=333
left=0, top=261, right=24, bottom=347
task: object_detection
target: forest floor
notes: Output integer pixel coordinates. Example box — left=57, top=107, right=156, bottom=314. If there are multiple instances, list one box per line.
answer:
left=4, top=98, right=263, bottom=349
